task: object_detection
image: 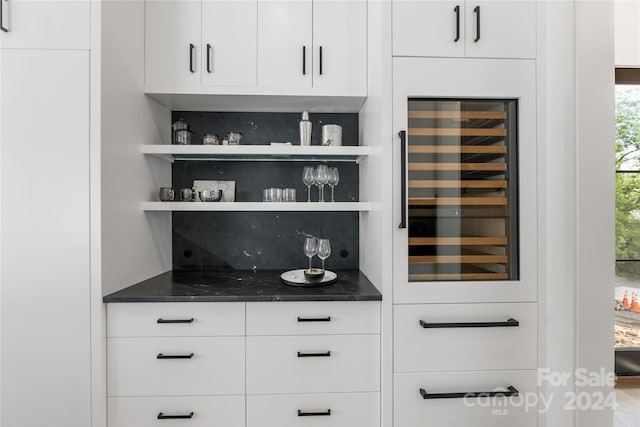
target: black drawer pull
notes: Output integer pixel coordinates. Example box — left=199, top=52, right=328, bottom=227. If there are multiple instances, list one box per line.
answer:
left=454, top=5, right=460, bottom=42
left=419, top=318, right=519, bottom=328
left=298, top=409, right=331, bottom=417
left=474, top=5, right=481, bottom=42
left=157, top=318, right=194, bottom=324
left=157, top=353, right=194, bottom=359
left=189, top=43, right=195, bottom=73
left=157, top=412, right=194, bottom=419
left=420, top=385, right=519, bottom=399
left=297, top=351, right=331, bottom=358
left=297, top=316, right=331, bottom=322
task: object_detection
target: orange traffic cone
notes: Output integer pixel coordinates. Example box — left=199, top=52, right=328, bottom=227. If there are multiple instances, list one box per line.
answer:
left=632, top=292, right=640, bottom=313
left=623, top=290, right=630, bottom=309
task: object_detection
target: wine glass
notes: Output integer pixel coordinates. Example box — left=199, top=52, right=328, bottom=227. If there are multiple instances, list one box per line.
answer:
left=315, top=164, right=329, bottom=203
left=317, top=239, right=331, bottom=271
left=327, top=167, right=339, bottom=202
left=302, top=166, right=315, bottom=202
left=303, top=237, right=318, bottom=271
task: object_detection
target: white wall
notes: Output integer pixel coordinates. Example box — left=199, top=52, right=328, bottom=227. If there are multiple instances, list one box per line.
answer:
left=101, top=0, right=172, bottom=296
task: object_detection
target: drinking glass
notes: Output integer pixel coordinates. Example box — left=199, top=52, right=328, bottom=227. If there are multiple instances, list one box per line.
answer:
left=317, top=239, right=331, bottom=271
left=303, top=237, right=318, bottom=271
left=327, top=167, right=340, bottom=202
left=315, top=164, right=329, bottom=203
left=302, top=166, right=316, bottom=202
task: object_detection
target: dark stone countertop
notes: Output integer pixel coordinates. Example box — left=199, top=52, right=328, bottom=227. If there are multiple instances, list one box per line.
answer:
left=102, top=269, right=382, bottom=303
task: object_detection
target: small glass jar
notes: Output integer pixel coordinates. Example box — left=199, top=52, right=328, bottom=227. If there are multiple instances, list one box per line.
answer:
left=227, top=132, right=242, bottom=145
left=203, top=133, right=219, bottom=145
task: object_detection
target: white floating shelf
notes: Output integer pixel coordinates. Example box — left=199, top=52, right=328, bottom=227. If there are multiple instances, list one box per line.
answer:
left=141, top=144, right=371, bottom=163
left=142, top=202, right=372, bottom=212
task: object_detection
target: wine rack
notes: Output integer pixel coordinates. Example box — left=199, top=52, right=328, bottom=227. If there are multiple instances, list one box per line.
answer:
left=406, top=99, right=518, bottom=281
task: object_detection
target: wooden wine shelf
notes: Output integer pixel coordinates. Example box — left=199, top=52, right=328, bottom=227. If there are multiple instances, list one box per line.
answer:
left=408, top=111, right=507, bottom=120
left=408, top=145, right=507, bottom=154
left=409, top=272, right=509, bottom=281
left=409, top=180, right=507, bottom=189
left=408, top=128, right=507, bottom=137
left=408, top=162, right=506, bottom=171
left=409, top=254, right=508, bottom=264
left=409, top=237, right=508, bottom=246
left=408, top=197, right=507, bottom=206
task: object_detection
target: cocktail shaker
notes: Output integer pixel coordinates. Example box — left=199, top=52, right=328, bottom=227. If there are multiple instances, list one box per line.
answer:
left=299, top=111, right=312, bottom=146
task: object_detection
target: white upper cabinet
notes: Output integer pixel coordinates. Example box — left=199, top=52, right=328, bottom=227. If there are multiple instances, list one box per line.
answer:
left=0, top=0, right=89, bottom=49
left=392, top=0, right=536, bottom=59
left=312, top=0, right=367, bottom=92
left=257, top=0, right=312, bottom=89
left=201, top=1, right=257, bottom=87
left=145, top=0, right=201, bottom=89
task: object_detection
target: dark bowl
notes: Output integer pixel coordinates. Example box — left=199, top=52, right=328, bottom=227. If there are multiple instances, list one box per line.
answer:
left=304, top=268, right=325, bottom=282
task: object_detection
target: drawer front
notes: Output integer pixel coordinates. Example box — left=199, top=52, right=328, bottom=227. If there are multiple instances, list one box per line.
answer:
left=394, top=303, right=537, bottom=372
left=246, top=301, right=380, bottom=336
left=108, top=337, right=244, bottom=396
left=246, top=335, right=380, bottom=394
left=107, top=302, right=245, bottom=337
left=246, top=392, right=380, bottom=427
left=394, top=370, right=538, bottom=427
left=108, top=395, right=245, bottom=427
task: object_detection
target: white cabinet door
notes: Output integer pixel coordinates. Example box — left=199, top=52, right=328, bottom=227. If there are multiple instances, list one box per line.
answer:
left=0, top=0, right=89, bottom=49
left=145, top=0, right=201, bottom=89
left=392, top=57, right=537, bottom=304
left=392, top=0, right=465, bottom=58
left=464, top=0, right=536, bottom=59
left=312, top=0, right=367, bottom=92
left=257, top=0, right=312, bottom=88
left=0, top=49, right=91, bottom=426
left=201, top=0, right=257, bottom=87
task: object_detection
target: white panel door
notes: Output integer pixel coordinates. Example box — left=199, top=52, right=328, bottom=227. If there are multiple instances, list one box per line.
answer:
left=257, top=0, right=312, bottom=88
left=145, top=0, right=201, bottom=89
left=392, top=57, right=537, bottom=304
left=0, top=0, right=89, bottom=49
left=201, top=0, right=257, bottom=87
left=312, top=0, right=367, bottom=92
left=464, top=0, right=536, bottom=59
left=392, top=0, right=465, bottom=58
left=0, top=49, right=90, bottom=426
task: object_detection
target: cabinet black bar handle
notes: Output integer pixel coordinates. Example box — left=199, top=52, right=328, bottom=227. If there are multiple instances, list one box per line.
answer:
left=157, top=353, right=194, bottom=359
left=319, top=46, right=323, bottom=75
left=0, top=0, right=8, bottom=33
left=302, top=45, right=306, bottom=75
left=474, top=6, right=480, bottom=42
left=206, top=43, right=212, bottom=73
left=419, top=318, right=519, bottom=328
left=157, top=412, right=194, bottom=419
left=297, top=351, right=331, bottom=357
left=420, top=385, right=519, bottom=399
left=297, top=316, right=331, bottom=322
left=189, top=43, right=195, bottom=73
left=157, top=318, right=194, bottom=324
left=454, top=5, right=460, bottom=42
left=398, top=130, right=407, bottom=229
left=298, top=409, right=331, bottom=417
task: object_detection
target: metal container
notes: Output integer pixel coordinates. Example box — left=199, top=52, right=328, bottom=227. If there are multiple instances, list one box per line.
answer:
left=299, top=111, right=312, bottom=146
left=321, top=124, right=342, bottom=146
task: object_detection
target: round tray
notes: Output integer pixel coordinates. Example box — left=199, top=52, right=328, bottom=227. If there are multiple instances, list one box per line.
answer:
left=280, top=269, right=338, bottom=287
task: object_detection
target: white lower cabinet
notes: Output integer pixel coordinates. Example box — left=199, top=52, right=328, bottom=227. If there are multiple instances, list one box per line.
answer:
left=394, top=370, right=538, bottom=427
left=246, top=392, right=380, bottom=427
left=246, top=335, right=380, bottom=394
left=108, top=395, right=245, bottom=427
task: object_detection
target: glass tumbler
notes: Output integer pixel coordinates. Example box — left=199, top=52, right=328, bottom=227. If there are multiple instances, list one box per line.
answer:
left=284, top=188, right=296, bottom=202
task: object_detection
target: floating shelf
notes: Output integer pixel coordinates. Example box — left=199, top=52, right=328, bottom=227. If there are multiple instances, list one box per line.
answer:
left=142, top=201, right=372, bottom=212
left=141, top=144, right=372, bottom=163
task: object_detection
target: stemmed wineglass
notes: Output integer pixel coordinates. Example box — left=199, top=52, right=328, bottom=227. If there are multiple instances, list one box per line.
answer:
left=327, top=167, right=339, bottom=202
left=303, top=237, right=318, bottom=271
left=302, top=166, right=315, bottom=202
left=317, top=239, right=331, bottom=271
left=315, top=164, right=329, bottom=203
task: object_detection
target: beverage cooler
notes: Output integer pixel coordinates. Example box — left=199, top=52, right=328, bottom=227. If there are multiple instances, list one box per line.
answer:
left=392, top=58, right=538, bottom=304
